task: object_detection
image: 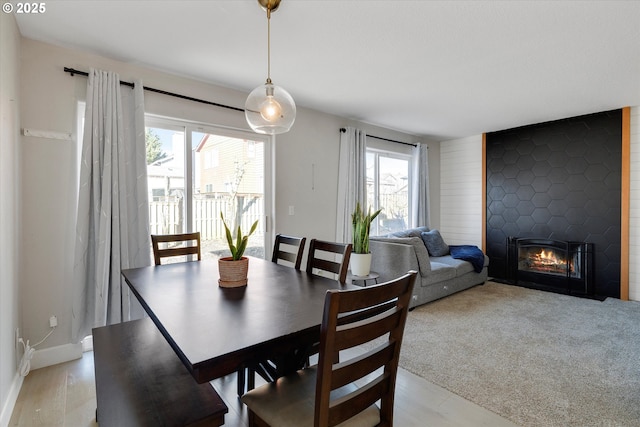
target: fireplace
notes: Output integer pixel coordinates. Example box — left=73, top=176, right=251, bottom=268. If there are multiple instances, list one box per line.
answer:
left=507, top=237, right=594, bottom=297
left=485, top=110, right=622, bottom=298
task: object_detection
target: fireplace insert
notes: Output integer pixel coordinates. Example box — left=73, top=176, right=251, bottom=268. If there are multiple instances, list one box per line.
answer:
left=506, top=237, right=594, bottom=296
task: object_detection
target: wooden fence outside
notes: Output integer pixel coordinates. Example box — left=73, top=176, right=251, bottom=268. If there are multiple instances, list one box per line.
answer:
left=149, top=196, right=264, bottom=240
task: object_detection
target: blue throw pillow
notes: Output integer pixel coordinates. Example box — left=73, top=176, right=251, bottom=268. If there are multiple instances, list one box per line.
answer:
left=421, top=230, right=449, bottom=256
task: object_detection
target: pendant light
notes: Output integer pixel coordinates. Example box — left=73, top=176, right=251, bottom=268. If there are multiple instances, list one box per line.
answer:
left=245, top=0, right=296, bottom=135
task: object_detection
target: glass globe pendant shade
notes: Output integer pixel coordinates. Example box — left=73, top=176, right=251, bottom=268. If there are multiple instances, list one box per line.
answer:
left=245, top=81, right=296, bottom=135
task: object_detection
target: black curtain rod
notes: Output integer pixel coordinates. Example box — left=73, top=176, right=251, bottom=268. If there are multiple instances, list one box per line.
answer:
left=64, top=67, right=245, bottom=113
left=340, top=127, right=417, bottom=147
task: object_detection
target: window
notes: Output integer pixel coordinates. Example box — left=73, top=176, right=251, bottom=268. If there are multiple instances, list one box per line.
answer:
left=145, top=117, right=271, bottom=261
left=366, top=145, right=413, bottom=236
left=202, top=149, right=219, bottom=169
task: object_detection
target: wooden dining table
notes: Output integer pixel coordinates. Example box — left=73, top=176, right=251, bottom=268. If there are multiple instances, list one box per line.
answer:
left=121, top=256, right=357, bottom=385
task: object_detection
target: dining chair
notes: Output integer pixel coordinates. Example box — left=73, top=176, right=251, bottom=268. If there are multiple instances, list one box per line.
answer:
left=241, top=270, right=418, bottom=427
left=300, top=239, right=353, bottom=368
left=271, top=234, right=306, bottom=270
left=151, top=232, right=201, bottom=265
left=241, top=234, right=307, bottom=396
left=305, top=239, right=352, bottom=283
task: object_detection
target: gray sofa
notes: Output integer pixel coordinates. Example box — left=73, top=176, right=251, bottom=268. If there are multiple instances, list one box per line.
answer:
left=369, top=227, right=489, bottom=309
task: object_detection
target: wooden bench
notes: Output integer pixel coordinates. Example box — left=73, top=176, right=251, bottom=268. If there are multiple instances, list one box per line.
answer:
left=93, top=318, right=228, bottom=427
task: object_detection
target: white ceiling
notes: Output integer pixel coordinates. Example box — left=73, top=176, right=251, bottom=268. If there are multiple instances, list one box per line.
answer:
left=14, top=0, right=640, bottom=140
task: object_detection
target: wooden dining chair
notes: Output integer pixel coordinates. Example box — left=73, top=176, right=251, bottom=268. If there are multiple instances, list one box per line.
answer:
left=271, top=234, right=306, bottom=270
left=241, top=270, right=418, bottom=427
left=305, top=239, right=352, bottom=283
left=243, top=234, right=307, bottom=394
left=151, top=232, right=201, bottom=265
left=301, top=239, right=353, bottom=368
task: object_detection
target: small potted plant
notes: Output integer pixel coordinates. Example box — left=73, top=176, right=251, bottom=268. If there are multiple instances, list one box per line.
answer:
left=218, top=212, right=259, bottom=288
left=351, top=202, right=382, bottom=276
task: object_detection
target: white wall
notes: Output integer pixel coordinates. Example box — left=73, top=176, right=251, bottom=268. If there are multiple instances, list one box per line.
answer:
left=17, top=38, right=427, bottom=369
left=629, top=106, right=640, bottom=300
left=0, top=12, right=23, bottom=427
left=19, top=40, right=83, bottom=364
left=438, top=135, right=484, bottom=247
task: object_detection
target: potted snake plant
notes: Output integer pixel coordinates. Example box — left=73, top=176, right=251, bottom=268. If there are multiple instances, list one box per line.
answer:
left=218, top=212, right=259, bottom=288
left=351, top=202, right=382, bottom=276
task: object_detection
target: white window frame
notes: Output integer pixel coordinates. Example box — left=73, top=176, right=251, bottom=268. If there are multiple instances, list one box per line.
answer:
left=366, top=138, right=416, bottom=235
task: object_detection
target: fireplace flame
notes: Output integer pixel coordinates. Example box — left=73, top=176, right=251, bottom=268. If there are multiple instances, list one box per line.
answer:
left=513, top=239, right=585, bottom=280
left=535, top=249, right=562, bottom=265
left=527, top=248, right=571, bottom=274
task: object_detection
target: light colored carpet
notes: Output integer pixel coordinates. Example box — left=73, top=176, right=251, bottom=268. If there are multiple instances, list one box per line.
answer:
left=397, top=281, right=640, bottom=427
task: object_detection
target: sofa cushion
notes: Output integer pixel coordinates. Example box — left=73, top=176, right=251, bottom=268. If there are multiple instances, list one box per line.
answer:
left=423, top=262, right=456, bottom=285
left=429, top=256, right=475, bottom=276
left=431, top=254, right=489, bottom=275
left=386, top=226, right=429, bottom=238
left=420, top=230, right=449, bottom=256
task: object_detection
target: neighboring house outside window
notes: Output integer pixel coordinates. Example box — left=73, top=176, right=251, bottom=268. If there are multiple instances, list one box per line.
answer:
left=366, top=145, right=413, bottom=236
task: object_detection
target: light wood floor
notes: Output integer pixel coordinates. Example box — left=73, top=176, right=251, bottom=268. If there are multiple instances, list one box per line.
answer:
left=9, top=352, right=519, bottom=426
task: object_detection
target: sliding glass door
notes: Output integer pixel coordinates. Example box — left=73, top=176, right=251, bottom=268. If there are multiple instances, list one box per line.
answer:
left=146, top=117, right=271, bottom=260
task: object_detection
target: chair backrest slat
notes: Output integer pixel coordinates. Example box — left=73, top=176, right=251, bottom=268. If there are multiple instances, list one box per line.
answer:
left=335, top=309, right=403, bottom=349
left=314, top=270, right=417, bottom=427
left=329, top=374, right=389, bottom=426
left=151, top=232, right=201, bottom=265
left=271, top=234, right=306, bottom=270
left=332, top=342, right=395, bottom=390
left=306, top=239, right=352, bottom=283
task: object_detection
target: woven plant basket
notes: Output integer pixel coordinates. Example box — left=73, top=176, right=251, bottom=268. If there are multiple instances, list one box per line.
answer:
left=218, top=256, right=249, bottom=288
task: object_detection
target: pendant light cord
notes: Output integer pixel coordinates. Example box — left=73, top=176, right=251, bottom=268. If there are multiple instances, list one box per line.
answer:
left=266, top=7, right=272, bottom=84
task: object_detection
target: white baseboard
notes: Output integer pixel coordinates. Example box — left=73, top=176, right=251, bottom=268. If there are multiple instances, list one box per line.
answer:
left=0, top=372, right=24, bottom=427
left=30, top=342, right=83, bottom=371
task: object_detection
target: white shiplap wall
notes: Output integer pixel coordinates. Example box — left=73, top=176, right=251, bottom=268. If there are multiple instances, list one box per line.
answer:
left=439, top=135, right=484, bottom=247
left=628, top=106, right=640, bottom=301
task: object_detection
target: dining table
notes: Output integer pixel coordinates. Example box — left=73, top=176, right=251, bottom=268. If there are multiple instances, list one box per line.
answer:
left=121, top=256, right=357, bottom=385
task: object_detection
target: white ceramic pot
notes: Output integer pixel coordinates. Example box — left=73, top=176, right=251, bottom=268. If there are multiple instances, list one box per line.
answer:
left=350, top=253, right=372, bottom=277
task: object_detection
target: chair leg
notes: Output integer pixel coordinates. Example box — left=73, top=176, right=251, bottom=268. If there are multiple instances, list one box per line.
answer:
left=237, top=367, right=246, bottom=397
left=247, top=366, right=256, bottom=391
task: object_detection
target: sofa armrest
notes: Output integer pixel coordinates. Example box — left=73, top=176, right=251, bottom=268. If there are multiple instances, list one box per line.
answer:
left=369, top=237, right=431, bottom=280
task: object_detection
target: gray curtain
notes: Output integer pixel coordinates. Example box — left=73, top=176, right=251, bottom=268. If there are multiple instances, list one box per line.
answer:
left=71, top=68, right=151, bottom=343
left=411, top=143, right=430, bottom=227
left=336, top=127, right=367, bottom=244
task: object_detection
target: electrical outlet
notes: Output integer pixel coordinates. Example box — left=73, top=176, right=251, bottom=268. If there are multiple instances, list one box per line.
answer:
left=49, top=315, right=58, bottom=328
